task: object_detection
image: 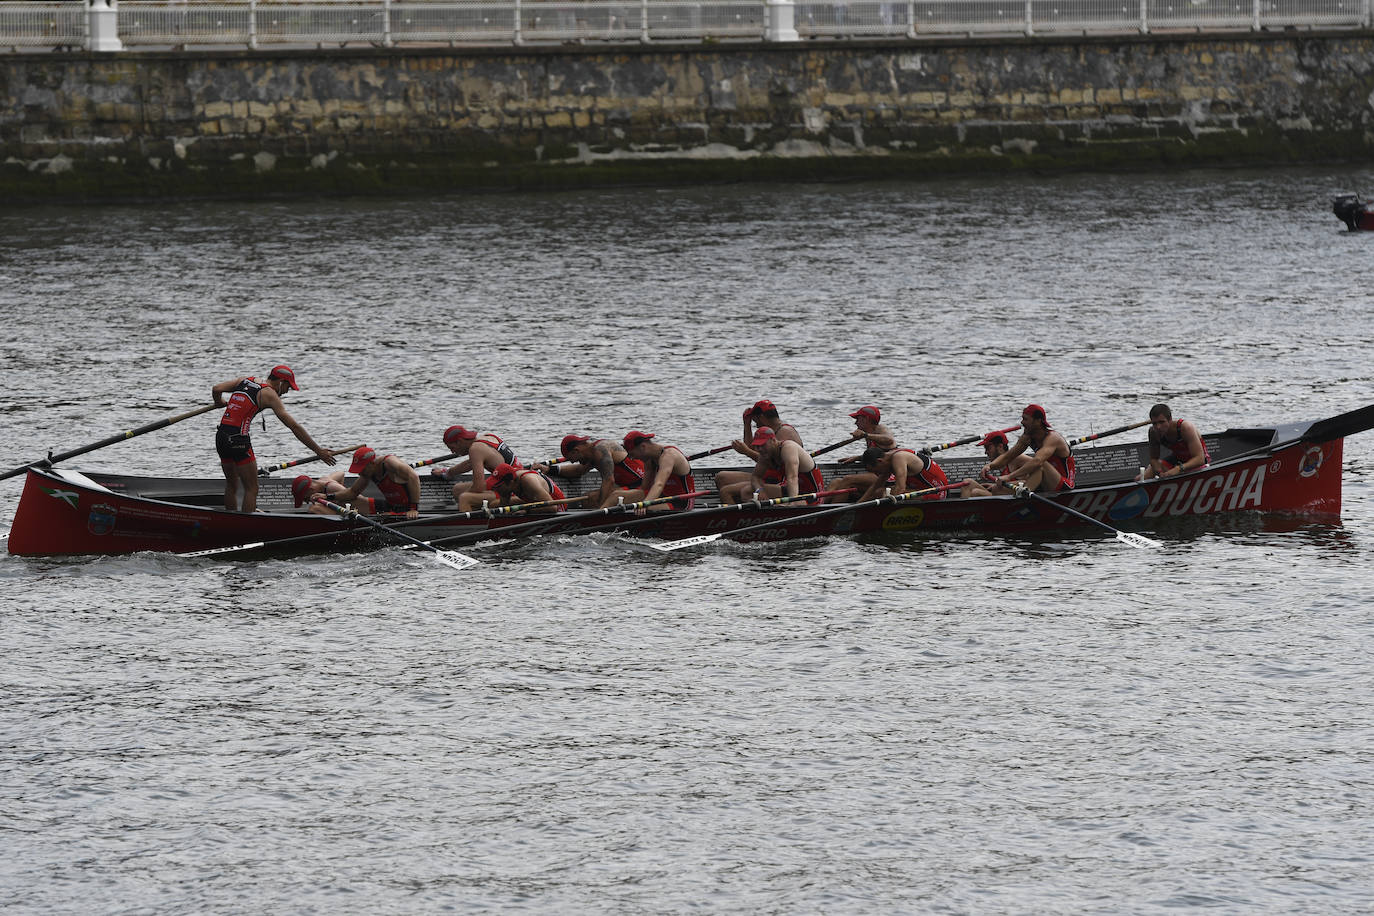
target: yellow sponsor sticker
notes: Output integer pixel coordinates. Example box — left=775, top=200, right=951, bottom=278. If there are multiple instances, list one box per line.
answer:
left=882, top=506, right=925, bottom=531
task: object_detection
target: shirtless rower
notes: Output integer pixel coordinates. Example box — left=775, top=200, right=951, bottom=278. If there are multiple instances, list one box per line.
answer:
left=984, top=404, right=1075, bottom=493
left=1141, top=403, right=1210, bottom=480
left=542, top=434, right=646, bottom=509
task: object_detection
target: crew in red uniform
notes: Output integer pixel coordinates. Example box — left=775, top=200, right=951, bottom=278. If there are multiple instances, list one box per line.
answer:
left=541, top=434, right=646, bottom=509
left=752, top=428, right=826, bottom=503
left=858, top=446, right=950, bottom=501
left=461, top=463, right=567, bottom=512
left=958, top=429, right=1027, bottom=498
left=608, top=431, right=697, bottom=511
left=1142, top=403, right=1210, bottom=479
left=985, top=403, right=1075, bottom=493
left=432, top=425, right=520, bottom=505
left=211, top=364, right=335, bottom=513
left=824, top=405, right=902, bottom=502
left=716, top=399, right=806, bottom=500
left=325, top=446, right=424, bottom=519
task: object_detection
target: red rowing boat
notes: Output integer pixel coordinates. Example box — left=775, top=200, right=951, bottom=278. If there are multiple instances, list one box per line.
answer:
left=7, top=403, right=1371, bottom=558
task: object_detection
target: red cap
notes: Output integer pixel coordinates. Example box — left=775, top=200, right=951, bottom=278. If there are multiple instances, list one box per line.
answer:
left=291, top=474, right=313, bottom=508
left=490, top=462, right=519, bottom=484
left=349, top=446, right=378, bottom=473
left=979, top=430, right=1009, bottom=448
left=269, top=365, right=299, bottom=391
left=560, top=434, right=591, bottom=458
left=443, top=425, right=477, bottom=446
left=849, top=405, right=880, bottom=423
left=751, top=427, right=776, bottom=447
left=750, top=399, right=776, bottom=416
left=623, top=430, right=655, bottom=451
left=1023, top=404, right=1049, bottom=425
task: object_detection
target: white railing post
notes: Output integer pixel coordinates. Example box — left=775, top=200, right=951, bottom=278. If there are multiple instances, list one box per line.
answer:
left=641, top=0, right=650, bottom=42
left=514, top=0, right=524, bottom=44
left=766, top=0, right=799, bottom=40
left=1251, top=0, right=1261, bottom=30
left=384, top=0, right=393, bottom=47
left=86, top=0, right=122, bottom=51
left=249, top=0, right=258, bottom=49
left=1023, top=0, right=1033, bottom=35
left=1139, top=0, right=1148, bottom=33
left=907, top=1, right=916, bottom=37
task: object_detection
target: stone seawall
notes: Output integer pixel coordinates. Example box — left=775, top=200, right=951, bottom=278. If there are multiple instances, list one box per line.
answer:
left=4, top=33, right=1374, bottom=201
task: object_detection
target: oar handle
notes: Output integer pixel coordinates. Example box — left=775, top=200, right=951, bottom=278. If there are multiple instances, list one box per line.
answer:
left=1, top=402, right=220, bottom=482
left=259, top=444, right=363, bottom=476
left=1066, top=419, right=1150, bottom=447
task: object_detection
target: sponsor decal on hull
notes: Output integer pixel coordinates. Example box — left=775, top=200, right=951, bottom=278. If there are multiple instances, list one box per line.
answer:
left=882, top=507, right=926, bottom=531
left=1071, top=464, right=1268, bottom=523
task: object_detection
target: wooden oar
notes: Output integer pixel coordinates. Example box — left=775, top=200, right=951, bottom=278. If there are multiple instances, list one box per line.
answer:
left=1066, top=419, right=1150, bottom=447
left=410, top=451, right=460, bottom=469
left=1016, top=486, right=1161, bottom=549
left=259, top=444, right=363, bottom=477
left=315, top=497, right=479, bottom=569
left=652, top=482, right=963, bottom=551
left=808, top=436, right=860, bottom=459
left=0, top=402, right=219, bottom=482
left=925, top=424, right=1022, bottom=453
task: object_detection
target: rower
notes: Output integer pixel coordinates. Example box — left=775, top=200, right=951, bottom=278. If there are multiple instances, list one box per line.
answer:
left=607, top=431, right=697, bottom=512
left=541, top=434, right=646, bottom=509
left=432, top=425, right=519, bottom=505
left=211, top=364, right=336, bottom=513
left=327, top=446, right=423, bottom=519
left=460, top=463, right=567, bottom=513
left=1141, top=403, right=1210, bottom=480
left=958, top=430, right=1027, bottom=498
left=857, top=445, right=949, bottom=501
left=715, top=399, right=806, bottom=500
left=838, top=404, right=896, bottom=464
left=985, top=403, right=1075, bottom=493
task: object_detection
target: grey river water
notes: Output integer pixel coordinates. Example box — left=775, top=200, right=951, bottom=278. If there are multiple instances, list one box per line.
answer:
left=2, top=167, right=1373, bottom=913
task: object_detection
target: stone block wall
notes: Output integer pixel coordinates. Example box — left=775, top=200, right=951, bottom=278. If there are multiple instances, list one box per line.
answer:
left=3, top=33, right=1374, bottom=200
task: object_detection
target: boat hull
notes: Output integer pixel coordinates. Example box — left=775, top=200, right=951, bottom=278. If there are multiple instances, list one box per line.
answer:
left=5, top=433, right=1345, bottom=557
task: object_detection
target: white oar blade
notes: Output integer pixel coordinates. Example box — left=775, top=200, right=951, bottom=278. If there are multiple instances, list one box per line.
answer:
left=181, top=541, right=266, bottom=558
left=650, top=533, right=724, bottom=552
left=434, top=550, right=480, bottom=570
left=1116, top=531, right=1163, bottom=549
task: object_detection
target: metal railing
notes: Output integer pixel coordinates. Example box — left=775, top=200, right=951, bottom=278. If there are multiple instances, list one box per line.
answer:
left=1, top=0, right=1369, bottom=50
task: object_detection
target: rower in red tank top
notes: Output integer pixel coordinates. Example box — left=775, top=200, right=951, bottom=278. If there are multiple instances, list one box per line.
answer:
left=858, top=446, right=949, bottom=501
left=326, top=446, right=424, bottom=519
left=985, top=403, right=1075, bottom=493
left=463, top=463, right=567, bottom=513
left=545, top=434, right=647, bottom=509
left=1142, top=403, right=1210, bottom=480
left=610, top=431, right=697, bottom=512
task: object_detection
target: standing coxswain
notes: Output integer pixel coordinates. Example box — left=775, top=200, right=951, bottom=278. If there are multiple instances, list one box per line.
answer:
left=212, top=364, right=335, bottom=513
